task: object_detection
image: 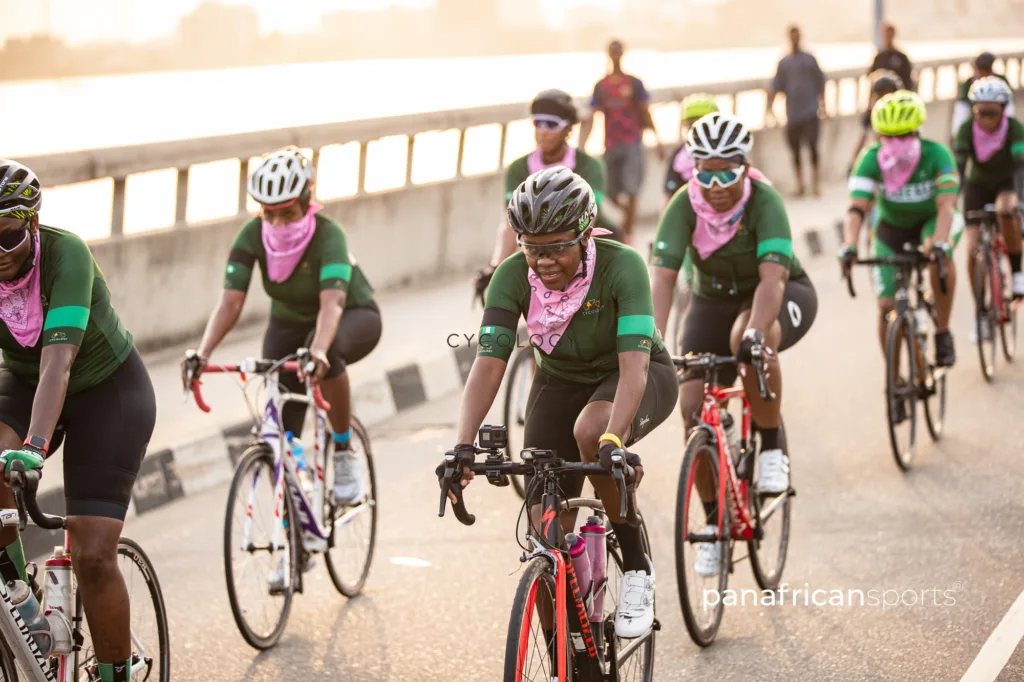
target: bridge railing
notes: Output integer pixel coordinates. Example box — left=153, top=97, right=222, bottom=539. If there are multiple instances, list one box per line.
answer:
left=19, top=52, right=1023, bottom=242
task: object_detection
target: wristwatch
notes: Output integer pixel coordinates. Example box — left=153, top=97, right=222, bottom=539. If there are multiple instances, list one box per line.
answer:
left=24, top=435, right=48, bottom=455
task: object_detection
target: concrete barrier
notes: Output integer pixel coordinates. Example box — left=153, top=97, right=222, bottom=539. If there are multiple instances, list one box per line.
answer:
left=17, top=53, right=1024, bottom=350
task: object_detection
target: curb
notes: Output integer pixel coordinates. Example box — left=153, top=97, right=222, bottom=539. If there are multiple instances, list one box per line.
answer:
left=23, top=343, right=479, bottom=559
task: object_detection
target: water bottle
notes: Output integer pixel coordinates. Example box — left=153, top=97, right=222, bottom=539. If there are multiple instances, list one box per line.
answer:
left=580, top=517, right=607, bottom=622
left=42, top=547, right=74, bottom=656
left=566, top=534, right=593, bottom=616
left=285, top=432, right=314, bottom=495
left=722, top=412, right=741, bottom=466
left=9, top=580, right=53, bottom=655
left=914, top=307, right=930, bottom=341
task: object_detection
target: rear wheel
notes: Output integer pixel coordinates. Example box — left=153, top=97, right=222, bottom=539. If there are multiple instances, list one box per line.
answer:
left=995, top=246, right=1018, bottom=362
left=748, top=424, right=791, bottom=590
left=885, top=313, right=918, bottom=470
left=0, top=641, right=15, bottom=680
left=675, top=428, right=729, bottom=647
left=503, top=349, right=535, bottom=500
left=974, top=242, right=998, bottom=381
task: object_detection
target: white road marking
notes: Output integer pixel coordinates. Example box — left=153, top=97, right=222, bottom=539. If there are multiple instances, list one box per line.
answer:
left=960, top=589, right=1024, bottom=682
left=389, top=556, right=432, bottom=568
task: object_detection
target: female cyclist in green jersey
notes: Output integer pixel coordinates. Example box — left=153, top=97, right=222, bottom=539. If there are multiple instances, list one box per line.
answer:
left=846, top=70, right=903, bottom=178
left=651, top=112, right=817, bottom=577
left=185, top=148, right=381, bottom=515
left=841, top=91, right=963, bottom=368
left=954, top=76, right=1024, bottom=306
left=0, top=160, right=156, bottom=682
left=474, top=89, right=618, bottom=298
left=441, top=167, right=677, bottom=639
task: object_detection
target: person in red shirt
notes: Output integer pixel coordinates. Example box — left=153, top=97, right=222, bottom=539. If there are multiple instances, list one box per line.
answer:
left=581, top=39, right=665, bottom=246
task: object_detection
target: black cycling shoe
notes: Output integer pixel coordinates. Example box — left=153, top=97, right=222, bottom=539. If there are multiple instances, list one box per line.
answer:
left=935, top=330, right=956, bottom=367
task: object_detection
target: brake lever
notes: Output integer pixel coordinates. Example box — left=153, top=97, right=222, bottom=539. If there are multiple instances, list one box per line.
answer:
left=8, top=464, right=26, bottom=532
left=610, top=455, right=628, bottom=520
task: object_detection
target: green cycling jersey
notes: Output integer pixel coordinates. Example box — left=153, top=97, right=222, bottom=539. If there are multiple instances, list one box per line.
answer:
left=954, top=116, right=1024, bottom=188
left=478, top=238, right=663, bottom=384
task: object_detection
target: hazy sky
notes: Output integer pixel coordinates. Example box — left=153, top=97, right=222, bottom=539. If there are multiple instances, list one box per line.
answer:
left=0, top=0, right=625, bottom=45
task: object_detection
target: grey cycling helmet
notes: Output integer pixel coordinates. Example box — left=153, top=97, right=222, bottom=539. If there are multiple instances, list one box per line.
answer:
left=507, top=167, right=596, bottom=236
left=968, top=75, right=1013, bottom=104
left=687, top=112, right=754, bottom=161
left=0, top=160, right=42, bottom=218
left=531, top=89, right=579, bottom=125
left=247, top=147, right=315, bottom=206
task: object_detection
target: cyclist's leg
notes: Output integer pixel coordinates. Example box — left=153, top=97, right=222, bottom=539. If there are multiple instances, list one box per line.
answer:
left=317, top=300, right=383, bottom=441
left=61, top=349, right=155, bottom=678
left=0, top=370, right=34, bottom=585
left=262, top=316, right=314, bottom=436
left=963, top=180, right=992, bottom=299
left=994, top=187, right=1024, bottom=294
left=922, top=212, right=962, bottom=331
left=873, top=221, right=909, bottom=356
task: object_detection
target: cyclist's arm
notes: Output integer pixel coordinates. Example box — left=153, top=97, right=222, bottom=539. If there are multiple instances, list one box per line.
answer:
left=455, top=356, right=506, bottom=444
left=747, top=263, right=788, bottom=335
left=492, top=162, right=529, bottom=266
left=649, top=190, right=691, bottom=335
left=28, top=235, right=93, bottom=446
left=198, top=222, right=257, bottom=357
left=491, top=220, right=517, bottom=265
left=932, top=193, right=957, bottom=245
left=931, top=149, right=961, bottom=245
left=651, top=267, right=678, bottom=337
left=951, top=101, right=972, bottom=140
left=1009, top=119, right=1024, bottom=198
left=845, top=150, right=880, bottom=247
left=579, top=83, right=601, bottom=149
left=309, top=222, right=361, bottom=358
left=749, top=187, right=795, bottom=334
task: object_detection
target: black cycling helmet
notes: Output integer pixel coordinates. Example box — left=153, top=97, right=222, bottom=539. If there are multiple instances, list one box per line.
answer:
left=976, top=51, right=996, bottom=71
left=0, top=160, right=42, bottom=219
left=507, top=167, right=596, bottom=236
left=530, top=89, right=579, bottom=126
left=871, top=76, right=902, bottom=96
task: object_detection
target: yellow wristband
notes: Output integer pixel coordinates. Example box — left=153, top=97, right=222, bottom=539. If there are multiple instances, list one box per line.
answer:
left=599, top=433, right=622, bottom=449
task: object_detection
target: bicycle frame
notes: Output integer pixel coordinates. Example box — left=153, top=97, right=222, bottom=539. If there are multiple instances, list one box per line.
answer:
left=696, top=385, right=757, bottom=542
left=979, top=219, right=1013, bottom=324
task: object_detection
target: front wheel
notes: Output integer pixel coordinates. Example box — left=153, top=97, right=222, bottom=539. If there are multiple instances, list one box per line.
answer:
left=974, top=244, right=998, bottom=381
left=885, top=312, right=918, bottom=471
left=995, top=246, right=1018, bottom=362
left=503, top=557, right=566, bottom=682
left=748, top=424, right=792, bottom=590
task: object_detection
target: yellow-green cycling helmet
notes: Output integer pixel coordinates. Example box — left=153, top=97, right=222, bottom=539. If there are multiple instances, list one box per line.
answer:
left=681, top=94, right=719, bottom=123
left=870, top=90, right=927, bottom=136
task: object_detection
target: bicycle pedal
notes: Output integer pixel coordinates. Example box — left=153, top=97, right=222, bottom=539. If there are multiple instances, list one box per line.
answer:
left=652, top=618, right=662, bottom=631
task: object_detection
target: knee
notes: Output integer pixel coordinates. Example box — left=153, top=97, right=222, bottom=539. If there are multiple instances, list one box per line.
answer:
left=73, top=546, right=117, bottom=587
left=573, top=420, right=604, bottom=462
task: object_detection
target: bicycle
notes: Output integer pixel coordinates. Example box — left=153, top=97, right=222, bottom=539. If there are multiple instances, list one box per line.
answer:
left=845, top=247, right=948, bottom=470
left=672, top=352, right=793, bottom=647
left=186, top=350, right=377, bottom=650
left=438, top=425, right=656, bottom=681
left=966, top=204, right=1018, bottom=380
left=0, top=461, right=169, bottom=681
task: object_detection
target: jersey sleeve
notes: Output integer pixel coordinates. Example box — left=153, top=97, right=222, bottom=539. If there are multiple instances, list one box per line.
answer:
left=224, top=219, right=259, bottom=292
left=590, top=81, right=603, bottom=110
left=504, top=156, right=529, bottom=203
left=932, top=143, right=960, bottom=195
left=953, top=118, right=973, bottom=159
left=43, top=234, right=94, bottom=348
left=476, top=256, right=527, bottom=362
left=1009, top=118, right=1024, bottom=159
left=318, top=219, right=355, bottom=292
left=849, top=147, right=881, bottom=200
left=650, top=188, right=693, bottom=271
left=751, top=184, right=795, bottom=269
left=612, top=248, right=656, bottom=355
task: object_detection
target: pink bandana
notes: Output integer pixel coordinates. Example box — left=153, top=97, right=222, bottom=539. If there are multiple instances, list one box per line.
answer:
left=527, top=145, right=577, bottom=175
left=672, top=146, right=696, bottom=183
left=261, top=202, right=322, bottom=283
left=688, top=167, right=771, bottom=260
left=877, top=136, right=922, bottom=195
left=0, top=230, right=44, bottom=348
left=973, top=115, right=1009, bottom=163
left=526, top=228, right=613, bottom=355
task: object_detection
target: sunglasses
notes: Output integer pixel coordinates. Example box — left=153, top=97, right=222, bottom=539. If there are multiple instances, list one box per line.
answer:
left=0, top=223, right=29, bottom=253
left=693, top=166, right=746, bottom=189
left=517, top=228, right=590, bottom=260
left=532, top=115, right=570, bottom=132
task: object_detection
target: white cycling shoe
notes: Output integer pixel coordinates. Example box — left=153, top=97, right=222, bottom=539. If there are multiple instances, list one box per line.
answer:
left=970, top=319, right=993, bottom=345
left=332, top=448, right=366, bottom=505
left=694, top=524, right=721, bottom=578
left=267, top=554, right=315, bottom=594
left=614, top=555, right=655, bottom=639
left=757, top=448, right=790, bottom=494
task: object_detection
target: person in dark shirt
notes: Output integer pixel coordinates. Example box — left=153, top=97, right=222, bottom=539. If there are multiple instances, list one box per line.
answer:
left=868, top=23, right=914, bottom=92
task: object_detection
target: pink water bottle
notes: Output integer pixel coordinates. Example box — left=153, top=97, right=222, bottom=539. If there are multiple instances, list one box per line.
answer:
left=566, top=533, right=593, bottom=614
left=580, top=516, right=607, bottom=621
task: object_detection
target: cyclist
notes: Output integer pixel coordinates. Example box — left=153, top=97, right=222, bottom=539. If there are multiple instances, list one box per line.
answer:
left=954, top=76, right=1024, bottom=310
left=184, top=147, right=381, bottom=514
left=0, top=160, right=156, bottom=682
left=661, top=94, right=720, bottom=326
left=474, top=89, right=617, bottom=300
left=650, top=112, right=817, bottom=576
left=440, top=167, right=677, bottom=638
left=951, top=52, right=1015, bottom=142
left=846, top=70, right=903, bottom=178
left=841, top=91, right=963, bottom=372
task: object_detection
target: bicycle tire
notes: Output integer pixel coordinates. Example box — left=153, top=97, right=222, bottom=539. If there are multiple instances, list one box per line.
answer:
left=72, top=538, right=171, bottom=682
left=502, top=349, right=534, bottom=500
left=995, top=247, right=1018, bottom=362
left=502, top=556, right=568, bottom=682
left=325, top=417, right=378, bottom=597
left=974, top=242, right=997, bottom=381
left=0, top=640, right=16, bottom=681
left=675, top=428, right=729, bottom=647
left=748, top=423, right=792, bottom=591
left=223, top=444, right=298, bottom=650
left=886, top=313, right=918, bottom=470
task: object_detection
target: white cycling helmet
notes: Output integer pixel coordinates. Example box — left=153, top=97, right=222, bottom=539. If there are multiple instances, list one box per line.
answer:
left=686, top=112, right=754, bottom=161
left=247, top=147, right=315, bottom=206
left=968, top=75, right=1013, bottom=105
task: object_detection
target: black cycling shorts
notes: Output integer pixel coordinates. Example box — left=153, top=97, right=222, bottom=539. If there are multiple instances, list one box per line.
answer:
left=0, top=348, right=155, bottom=520
left=263, top=301, right=382, bottom=434
left=963, top=179, right=1015, bottom=224
left=521, top=348, right=677, bottom=505
left=679, top=274, right=818, bottom=385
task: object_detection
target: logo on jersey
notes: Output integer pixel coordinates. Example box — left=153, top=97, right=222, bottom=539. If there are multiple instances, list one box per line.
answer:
left=883, top=180, right=935, bottom=203
left=582, top=298, right=603, bottom=315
